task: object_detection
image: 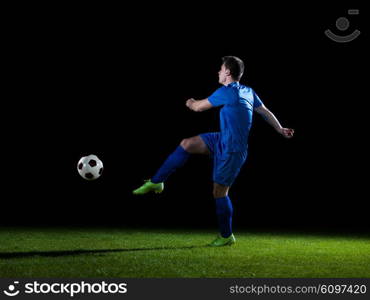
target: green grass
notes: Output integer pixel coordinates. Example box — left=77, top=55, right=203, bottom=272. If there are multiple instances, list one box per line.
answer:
left=0, top=227, right=369, bottom=278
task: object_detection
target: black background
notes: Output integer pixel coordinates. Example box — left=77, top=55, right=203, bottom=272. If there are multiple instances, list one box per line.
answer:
left=2, top=4, right=367, bottom=232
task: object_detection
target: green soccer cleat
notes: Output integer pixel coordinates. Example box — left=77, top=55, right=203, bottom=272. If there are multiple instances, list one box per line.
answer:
left=208, top=234, right=236, bottom=247
left=132, top=180, right=164, bottom=195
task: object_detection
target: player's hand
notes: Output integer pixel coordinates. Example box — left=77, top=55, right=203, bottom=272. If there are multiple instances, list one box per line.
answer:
left=280, top=128, right=294, bottom=138
left=186, top=98, right=196, bottom=110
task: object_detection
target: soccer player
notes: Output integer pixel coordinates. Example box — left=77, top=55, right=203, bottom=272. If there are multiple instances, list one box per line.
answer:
left=133, top=56, right=294, bottom=246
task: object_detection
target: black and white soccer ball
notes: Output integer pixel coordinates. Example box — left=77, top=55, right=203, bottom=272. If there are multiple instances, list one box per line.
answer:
left=77, top=154, right=104, bottom=180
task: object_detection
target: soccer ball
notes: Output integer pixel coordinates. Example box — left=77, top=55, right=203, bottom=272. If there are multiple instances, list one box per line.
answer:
left=77, top=154, right=104, bottom=180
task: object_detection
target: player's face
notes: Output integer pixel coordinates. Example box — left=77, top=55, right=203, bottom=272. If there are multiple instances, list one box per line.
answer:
left=218, top=64, right=229, bottom=84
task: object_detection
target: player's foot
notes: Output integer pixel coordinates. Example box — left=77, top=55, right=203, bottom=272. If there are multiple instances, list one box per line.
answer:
left=208, top=234, right=236, bottom=247
left=132, top=180, right=164, bottom=195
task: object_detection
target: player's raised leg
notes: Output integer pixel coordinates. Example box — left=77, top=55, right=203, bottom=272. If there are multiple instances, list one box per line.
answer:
left=132, top=136, right=209, bottom=195
left=209, top=183, right=236, bottom=246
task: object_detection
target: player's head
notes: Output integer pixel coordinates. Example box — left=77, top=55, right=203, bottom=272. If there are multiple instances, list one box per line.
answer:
left=218, top=56, right=244, bottom=85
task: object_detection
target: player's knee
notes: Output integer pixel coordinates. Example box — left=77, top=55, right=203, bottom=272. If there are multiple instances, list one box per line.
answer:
left=213, top=185, right=229, bottom=198
left=180, top=138, right=191, bottom=151
left=180, top=138, right=197, bottom=153
left=213, top=191, right=227, bottom=198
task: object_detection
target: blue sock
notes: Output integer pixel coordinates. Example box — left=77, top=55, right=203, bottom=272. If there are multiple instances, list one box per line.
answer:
left=215, top=196, right=233, bottom=238
left=151, top=146, right=190, bottom=183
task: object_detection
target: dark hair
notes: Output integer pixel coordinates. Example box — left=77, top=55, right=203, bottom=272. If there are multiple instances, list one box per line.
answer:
left=222, top=56, right=244, bottom=80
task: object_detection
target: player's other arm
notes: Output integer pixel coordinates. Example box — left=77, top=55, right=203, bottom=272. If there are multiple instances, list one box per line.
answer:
left=254, top=105, right=294, bottom=138
left=186, top=98, right=213, bottom=112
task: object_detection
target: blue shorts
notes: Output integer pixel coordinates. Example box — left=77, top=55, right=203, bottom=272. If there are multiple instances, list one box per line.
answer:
left=199, top=132, right=247, bottom=186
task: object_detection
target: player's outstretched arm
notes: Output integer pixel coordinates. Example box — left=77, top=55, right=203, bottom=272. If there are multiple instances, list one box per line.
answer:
left=254, top=105, right=294, bottom=138
left=186, top=98, right=213, bottom=112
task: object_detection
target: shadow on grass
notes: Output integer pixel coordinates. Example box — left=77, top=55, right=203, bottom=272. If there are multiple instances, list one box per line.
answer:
left=0, top=245, right=208, bottom=259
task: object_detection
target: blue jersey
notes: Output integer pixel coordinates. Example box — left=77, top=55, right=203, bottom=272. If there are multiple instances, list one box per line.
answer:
left=208, top=82, right=263, bottom=153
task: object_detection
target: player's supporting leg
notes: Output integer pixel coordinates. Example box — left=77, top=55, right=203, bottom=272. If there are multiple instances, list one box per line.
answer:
left=209, top=183, right=236, bottom=246
left=133, top=136, right=209, bottom=195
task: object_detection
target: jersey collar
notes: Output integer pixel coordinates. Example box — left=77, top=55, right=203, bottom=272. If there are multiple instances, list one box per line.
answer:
left=227, top=81, right=240, bottom=87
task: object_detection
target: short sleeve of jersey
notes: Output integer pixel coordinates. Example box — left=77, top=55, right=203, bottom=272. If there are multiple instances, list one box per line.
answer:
left=208, top=87, right=230, bottom=107
left=252, top=90, right=264, bottom=108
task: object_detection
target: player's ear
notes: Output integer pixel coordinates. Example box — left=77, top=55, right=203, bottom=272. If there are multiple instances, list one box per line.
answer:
left=225, top=68, right=231, bottom=76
